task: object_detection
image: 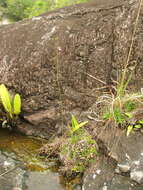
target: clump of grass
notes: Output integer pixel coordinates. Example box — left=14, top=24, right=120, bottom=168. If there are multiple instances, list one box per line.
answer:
left=102, top=93, right=143, bottom=124
left=101, top=94, right=143, bottom=137
left=99, top=0, right=143, bottom=136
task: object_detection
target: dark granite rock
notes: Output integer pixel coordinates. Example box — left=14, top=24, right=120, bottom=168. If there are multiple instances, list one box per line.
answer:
left=0, top=0, right=142, bottom=138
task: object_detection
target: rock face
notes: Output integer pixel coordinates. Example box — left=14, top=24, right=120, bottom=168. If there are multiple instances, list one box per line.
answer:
left=1, top=0, right=143, bottom=189
left=83, top=161, right=142, bottom=190
left=0, top=151, right=26, bottom=190
left=83, top=126, right=143, bottom=189
left=0, top=0, right=143, bottom=137
left=0, top=151, right=64, bottom=190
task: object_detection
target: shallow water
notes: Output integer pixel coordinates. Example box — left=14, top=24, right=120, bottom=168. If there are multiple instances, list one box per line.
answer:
left=0, top=129, right=79, bottom=190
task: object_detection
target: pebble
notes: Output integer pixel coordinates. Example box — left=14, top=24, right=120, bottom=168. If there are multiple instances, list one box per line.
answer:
left=140, top=128, right=143, bottom=134
left=117, top=164, right=131, bottom=173
left=96, top=169, right=101, bottom=175
left=93, top=174, right=97, bottom=179
left=74, top=184, right=82, bottom=190
left=130, top=170, right=143, bottom=184
left=102, top=182, right=108, bottom=190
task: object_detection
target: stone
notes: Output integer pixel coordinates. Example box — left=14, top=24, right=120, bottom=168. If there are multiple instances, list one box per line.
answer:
left=82, top=157, right=115, bottom=190
left=0, top=0, right=142, bottom=138
left=25, top=171, right=63, bottom=190
left=117, top=163, right=131, bottom=173
left=87, top=122, right=143, bottom=188
left=1, top=0, right=143, bottom=188
left=0, top=151, right=26, bottom=190
left=83, top=156, right=142, bottom=190
left=130, top=170, right=143, bottom=184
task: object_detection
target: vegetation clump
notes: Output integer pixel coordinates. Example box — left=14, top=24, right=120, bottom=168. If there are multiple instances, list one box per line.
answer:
left=101, top=92, right=143, bottom=136
left=0, top=0, right=90, bottom=21
left=39, top=115, right=97, bottom=175
left=60, top=128, right=97, bottom=173
left=60, top=115, right=97, bottom=173
left=99, top=0, right=143, bottom=136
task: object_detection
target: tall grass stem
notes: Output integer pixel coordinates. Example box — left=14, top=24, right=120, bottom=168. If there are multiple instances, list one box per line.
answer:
left=117, top=0, right=143, bottom=96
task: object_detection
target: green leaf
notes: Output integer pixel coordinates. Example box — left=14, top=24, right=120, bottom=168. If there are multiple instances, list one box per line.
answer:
left=139, top=120, right=143, bottom=124
left=127, top=125, right=133, bottom=137
left=78, top=121, right=88, bottom=128
left=0, top=84, right=12, bottom=116
left=124, top=101, right=136, bottom=112
left=72, top=115, right=78, bottom=128
left=125, top=112, right=132, bottom=119
left=114, top=108, right=125, bottom=124
left=71, top=115, right=88, bottom=133
left=102, top=112, right=112, bottom=120
left=13, top=94, right=21, bottom=115
left=67, top=124, right=73, bottom=134
left=134, top=124, right=142, bottom=129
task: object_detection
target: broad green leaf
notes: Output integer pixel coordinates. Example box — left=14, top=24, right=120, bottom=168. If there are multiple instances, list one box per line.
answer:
left=0, top=84, right=12, bottom=116
left=139, top=120, right=143, bottom=124
left=13, top=94, right=21, bottom=115
left=134, top=124, right=142, bottom=129
left=127, top=125, right=133, bottom=137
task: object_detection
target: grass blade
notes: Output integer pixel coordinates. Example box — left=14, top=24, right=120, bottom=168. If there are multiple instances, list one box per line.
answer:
left=71, top=115, right=79, bottom=131
left=78, top=121, right=88, bottom=128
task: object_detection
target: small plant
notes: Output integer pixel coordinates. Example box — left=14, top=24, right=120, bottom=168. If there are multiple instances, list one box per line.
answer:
left=39, top=115, right=98, bottom=175
left=60, top=115, right=97, bottom=173
left=0, top=84, right=21, bottom=119
left=68, top=115, right=88, bottom=134
left=101, top=91, right=143, bottom=136
left=99, top=0, right=143, bottom=137
left=124, top=100, right=136, bottom=112
left=127, top=119, right=143, bottom=136
left=100, top=91, right=143, bottom=138
left=102, top=92, right=143, bottom=124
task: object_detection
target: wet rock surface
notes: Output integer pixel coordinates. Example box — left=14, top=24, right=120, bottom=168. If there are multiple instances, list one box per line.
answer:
left=0, top=151, right=26, bottom=190
left=82, top=124, right=143, bottom=189
left=25, top=171, right=64, bottom=190
left=83, top=158, right=115, bottom=190
left=0, top=130, right=70, bottom=190
left=0, top=129, right=66, bottom=190
left=0, top=151, right=65, bottom=190
left=83, top=157, right=143, bottom=190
